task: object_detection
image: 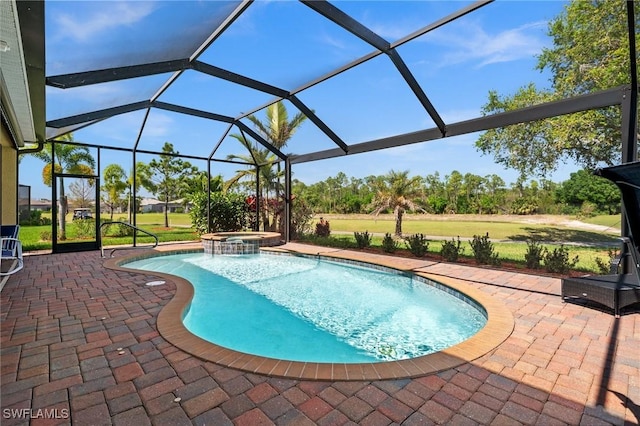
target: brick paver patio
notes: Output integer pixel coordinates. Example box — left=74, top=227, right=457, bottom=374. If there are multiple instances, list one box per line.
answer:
left=1, top=243, right=638, bottom=425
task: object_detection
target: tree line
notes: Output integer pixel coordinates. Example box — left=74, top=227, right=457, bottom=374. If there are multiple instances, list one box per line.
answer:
left=292, top=169, right=621, bottom=217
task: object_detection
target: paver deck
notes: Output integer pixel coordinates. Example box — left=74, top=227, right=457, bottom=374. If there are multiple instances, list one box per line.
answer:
left=1, top=242, right=638, bottom=425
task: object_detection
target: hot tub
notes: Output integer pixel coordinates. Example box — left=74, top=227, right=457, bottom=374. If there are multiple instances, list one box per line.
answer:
left=201, top=231, right=282, bottom=255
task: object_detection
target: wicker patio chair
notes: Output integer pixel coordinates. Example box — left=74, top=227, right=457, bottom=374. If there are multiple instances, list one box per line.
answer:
left=1, top=225, right=23, bottom=290
left=561, top=161, right=640, bottom=317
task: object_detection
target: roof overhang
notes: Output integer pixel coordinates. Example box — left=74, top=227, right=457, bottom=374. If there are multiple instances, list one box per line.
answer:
left=0, top=0, right=45, bottom=149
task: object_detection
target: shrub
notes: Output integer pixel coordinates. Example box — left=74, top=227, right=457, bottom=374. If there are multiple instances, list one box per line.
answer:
left=543, top=245, right=579, bottom=273
left=74, top=219, right=95, bottom=239
left=469, top=233, right=500, bottom=265
left=510, top=197, right=538, bottom=215
left=299, top=234, right=355, bottom=249
left=354, top=231, right=372, bottom=249
left=189, top=192, right=249, bottom=234
left=577, top=201, right=597, bottom=218
left=40, top=230, right=52, bottom=241
left=19, top=210, right=52, bottom=226
left=315, top=217, right=330, bottom=237
left=440, top=236, right=464, bottom=262
left=290, top=198, right=313, bottom=239
left=524, top=240, right=545, bottom=269
left=381, top=233, right=398, bottom=253
left=405, top=233, right=429, bottom=257
left=102, top=222, right=134, bottom=237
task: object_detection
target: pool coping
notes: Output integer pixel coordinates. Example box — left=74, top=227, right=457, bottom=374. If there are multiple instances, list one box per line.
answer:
left=105, top=246, right=514, bottom=381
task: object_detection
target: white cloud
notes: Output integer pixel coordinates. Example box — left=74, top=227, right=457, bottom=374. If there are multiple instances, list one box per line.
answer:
left=429, top=20, right=548, bottom=69
left=317, top=33, right=349, bottom=51
left=54, top=2, right=155, bottom=42
left=141, top=112, right=173, bottom=138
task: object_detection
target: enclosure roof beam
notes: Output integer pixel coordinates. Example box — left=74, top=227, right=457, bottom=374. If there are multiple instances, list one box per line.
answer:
left=290, top=86, right=627, bottom=165
left=301, top=0, right=445, bottom=134
left=235, top=121, right=287, bottom=161
left=46, top=101, right=151, bottom=128
left=291, top=1, right=491, bottom=97
left=388, top=50, right=446, bottom=134
left=301, top=0, right=389, bottom=52
left=192, top=61, right=289, bottom=98
left=208, top=124, right=234, bottom=160
left=288, top=95, right=348, bottom=153
left=152, top=101, right=235, bottom=123
left=46, top=59, right=191, bottom=89
left=391, top=1, right=493, bottom=50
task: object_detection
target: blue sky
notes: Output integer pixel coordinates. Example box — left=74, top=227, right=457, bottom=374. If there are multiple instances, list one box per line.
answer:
left=21, top=0, right=578, bottom=200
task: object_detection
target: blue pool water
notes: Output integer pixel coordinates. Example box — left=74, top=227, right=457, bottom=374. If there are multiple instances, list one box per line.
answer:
left=126, top=253, right=486, bottom=363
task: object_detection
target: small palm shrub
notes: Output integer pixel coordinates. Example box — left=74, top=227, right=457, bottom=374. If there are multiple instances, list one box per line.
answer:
left=524, top=240, right=545, bottom=269
left=101, top=221, right=134, bottom=237
left=543, top=245, right=579, bottom=273
left=440, top=236, right=464, bottom=262
left=74, top=219, right=95, bottom=239
left=354, top=231, right=372, bottom=248
left=381, top=233, right=398, bottom=253
left=469, top=233, right=500, bottom=265
left=405, top=233, right=429, bottom=257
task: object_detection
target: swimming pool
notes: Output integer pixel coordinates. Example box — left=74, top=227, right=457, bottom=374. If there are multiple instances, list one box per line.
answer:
left=110, top=246, right=514, bottom=380
left=125, top=252, right=487, bottom=363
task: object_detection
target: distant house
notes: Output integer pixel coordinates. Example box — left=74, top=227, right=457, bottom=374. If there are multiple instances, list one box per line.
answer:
left=140, top=198, right=190, bottom=213
left=30, top=199, right=52, bottom=211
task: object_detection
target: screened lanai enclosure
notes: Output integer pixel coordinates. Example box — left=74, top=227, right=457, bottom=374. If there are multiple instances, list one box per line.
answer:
left=8, top=0, right=638, bottom=253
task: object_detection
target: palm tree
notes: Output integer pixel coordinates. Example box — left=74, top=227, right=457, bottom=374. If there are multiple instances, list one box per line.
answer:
left=226, top=102, right=307, bottom=231
left=369, top=170, right=424, bottom=237
left=31, top=134, right=96, bottom=240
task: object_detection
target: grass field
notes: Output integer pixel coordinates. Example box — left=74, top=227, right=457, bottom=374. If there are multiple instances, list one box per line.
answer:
left=316, top=213, right=620, bottom=244
left=20, top=212, right=623, bottom=273
left=45, top=212, right=194, bottom=227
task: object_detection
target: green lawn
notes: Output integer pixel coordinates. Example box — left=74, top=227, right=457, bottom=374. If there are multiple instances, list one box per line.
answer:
left=581, top=214, right=622, bottom=229
left=20, top=212, right=622, bottom=274
left=19, top=219, right=199, bottom=252
left=320, top=216, right=620, bottom=244
left=42, top=212, right=194, bottom=227
left=106, top=212, right=193, bottom=226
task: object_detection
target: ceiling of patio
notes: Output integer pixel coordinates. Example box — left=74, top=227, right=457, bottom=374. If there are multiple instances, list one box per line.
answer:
left=20, top=0, right=638, bottom=168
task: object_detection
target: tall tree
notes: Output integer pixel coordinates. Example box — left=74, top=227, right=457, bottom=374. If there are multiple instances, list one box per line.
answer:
left=556, top=169, right=621, bottom=213
left=30, top=135, right=95, bottom=240
left=444, top=171, right=464, bottom=213
left=147, top=143, right=198, bottom=227
left=101, top=164, right=128, bottom=220
left=226, top=101, right=307, bottom=231
left=69, top=179, right=95, bottom=208
left=476, top=0, right=638, bottom=178
left=369, top=170, right=424, bottom=236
